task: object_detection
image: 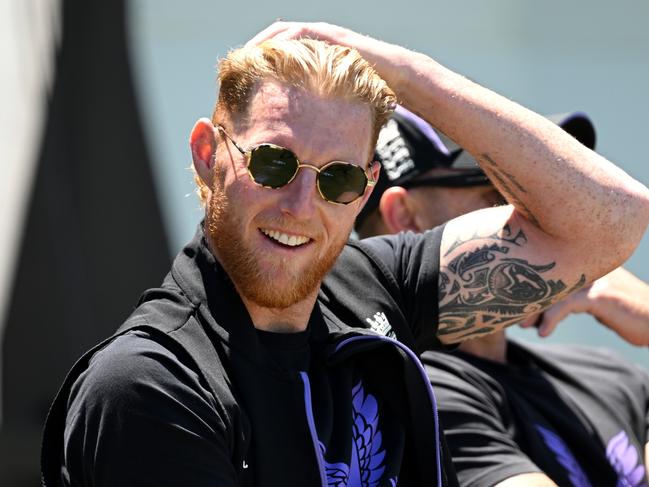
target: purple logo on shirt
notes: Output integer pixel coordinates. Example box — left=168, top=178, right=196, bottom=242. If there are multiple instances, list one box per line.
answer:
left=535, top=424, right=593, bottom=487
left=321, top=381, right=396, bottom=486
left=606, top=430, right=648, bottom=487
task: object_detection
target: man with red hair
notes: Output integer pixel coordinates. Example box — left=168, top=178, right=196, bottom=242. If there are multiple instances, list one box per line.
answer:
left=42, top=23, right=649, bottom=486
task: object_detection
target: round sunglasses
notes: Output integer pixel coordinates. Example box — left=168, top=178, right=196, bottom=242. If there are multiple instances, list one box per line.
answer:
left=216, top=124, right=376, bottom=205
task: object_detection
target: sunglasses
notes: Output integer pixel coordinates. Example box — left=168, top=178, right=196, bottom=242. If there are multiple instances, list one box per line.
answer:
left=216, top=124, right=376, bottom=205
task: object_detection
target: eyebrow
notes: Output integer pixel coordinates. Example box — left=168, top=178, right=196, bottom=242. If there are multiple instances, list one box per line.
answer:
left=220, top=124, right=366, bottom=168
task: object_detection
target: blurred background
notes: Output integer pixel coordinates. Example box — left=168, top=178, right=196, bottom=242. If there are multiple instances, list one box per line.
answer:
left=1, top=0, right=647, bottom=484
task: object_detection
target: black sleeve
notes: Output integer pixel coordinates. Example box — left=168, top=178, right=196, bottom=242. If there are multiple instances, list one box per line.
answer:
left=422, top=351, right=542, bottom=487
left=620, top=354, right=649, bottom=447
left=62, top=330, right=237, bottom=487
left=360, top=226, right=444, bottom=350
left=630, top=356, right=649, bottom=444
left=595, top=348, right=649, bottom=448
left=644, top=369, right=649, bottom=445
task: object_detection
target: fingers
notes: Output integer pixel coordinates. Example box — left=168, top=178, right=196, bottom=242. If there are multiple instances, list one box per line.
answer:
left=536, top=301, right=574, bottom=337
left=245, top=21, right=292, bottom=47
left=245, top=21, right=345, bottom=47
left=519, top=312, right=543, bottom=329
left=535, top=289, right=591, bottom=337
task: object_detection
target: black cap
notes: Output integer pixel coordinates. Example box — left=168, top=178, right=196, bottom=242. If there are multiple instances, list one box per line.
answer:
left=357, top=105, right=597, bottom=227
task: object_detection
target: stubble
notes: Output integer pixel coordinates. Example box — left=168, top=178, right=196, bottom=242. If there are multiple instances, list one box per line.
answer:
left=206, top=179, right=350, bottom=309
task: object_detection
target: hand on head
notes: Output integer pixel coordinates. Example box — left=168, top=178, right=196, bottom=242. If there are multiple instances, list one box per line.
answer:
left=245, top=21, right=345, bottom=47
left=244, top=22, right=403, bottom=90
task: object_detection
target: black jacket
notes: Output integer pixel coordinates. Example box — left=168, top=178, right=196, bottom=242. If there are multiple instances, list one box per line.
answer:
left=42, top=227, right=457, bottom=486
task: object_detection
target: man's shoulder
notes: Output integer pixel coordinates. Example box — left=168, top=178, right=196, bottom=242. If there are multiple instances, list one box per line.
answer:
left=331, top=236, right=392, bottom=272
left=338, top=227, right=444, bottom=265
left=322, top=237, right=402, bottom=312
left=87, top=329, right=187, bottom=372
left=320, top=228, right=446, bottom=352
left=421, top=349, right=505, bottom=394
left=326, top=228, right=445, bottom=288
left=319, top=238, right=407, bottom=342
left=421, top=339, right=645, bottom=382
left=64, top=327, right=235, bottom=440
left=513, top=339, right=643, bottom=373
left=57, top=330, right=237, bottom=487
left=70, top=330, right=209, bottom=406
left=118, top=283, right=197, bottom=334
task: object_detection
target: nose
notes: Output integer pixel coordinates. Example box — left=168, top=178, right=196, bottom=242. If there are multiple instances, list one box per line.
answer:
left=278, top=165, right=319, bottom=220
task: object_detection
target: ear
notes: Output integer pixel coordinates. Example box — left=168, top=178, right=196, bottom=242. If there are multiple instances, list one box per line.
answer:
left=190, top=118, right=218, bottom=186
left=379, top=186, right=419, bottom=233
left=368, top=159, right=381, bottom=187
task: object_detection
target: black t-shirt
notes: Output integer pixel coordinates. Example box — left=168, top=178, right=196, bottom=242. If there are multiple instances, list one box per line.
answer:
left=58, top=226, right=450, bottom=486
left=256, top=326, right=311, bottom=371
left=320, top=228, right=445, bottom=354
left=255, top=326, right=407, bottom=484
left=422, top=339, right=649, bottom=487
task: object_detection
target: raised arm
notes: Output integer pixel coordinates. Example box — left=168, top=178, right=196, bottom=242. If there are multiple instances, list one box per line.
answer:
left=249, top=22, right=649, bottom=343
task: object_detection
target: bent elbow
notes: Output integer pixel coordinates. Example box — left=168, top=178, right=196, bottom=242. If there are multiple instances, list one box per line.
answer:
left=606, top=183, right=649, bottom=262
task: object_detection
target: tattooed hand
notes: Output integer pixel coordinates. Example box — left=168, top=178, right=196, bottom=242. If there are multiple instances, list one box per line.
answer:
left=438, top=220, right=585, bottom=343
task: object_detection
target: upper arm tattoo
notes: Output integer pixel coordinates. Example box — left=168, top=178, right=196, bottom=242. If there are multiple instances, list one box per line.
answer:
left=439, top=224, right=585, bottom=341
left=479, top=153, right=541, bottom=228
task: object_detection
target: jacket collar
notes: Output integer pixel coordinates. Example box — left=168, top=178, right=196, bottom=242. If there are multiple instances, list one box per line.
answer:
left=168, top=224, right=346, bottom=364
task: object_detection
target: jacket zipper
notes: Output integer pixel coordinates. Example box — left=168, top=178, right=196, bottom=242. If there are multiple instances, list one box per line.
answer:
left=299, top=371, right=328, bottom=486
left=333, top=335, right=443, bottom=487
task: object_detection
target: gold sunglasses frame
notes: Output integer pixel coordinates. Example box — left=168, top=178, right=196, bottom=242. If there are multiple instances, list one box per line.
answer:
left=216, top=124, right=376, bottom=205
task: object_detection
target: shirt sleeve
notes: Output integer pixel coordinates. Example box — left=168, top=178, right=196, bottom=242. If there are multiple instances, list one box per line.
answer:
left=628, top=359, right=649, bottom=444
left=630, top=358, right=649, bottom=445
left=360, top=226, right=445, bottom=351
left=422, top=351, right=542, bottom=487
left=62, top=330, right=238, bottom=487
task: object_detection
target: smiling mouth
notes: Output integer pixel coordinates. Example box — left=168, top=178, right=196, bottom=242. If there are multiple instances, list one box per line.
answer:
left=260, top=228, right=311, bottom=247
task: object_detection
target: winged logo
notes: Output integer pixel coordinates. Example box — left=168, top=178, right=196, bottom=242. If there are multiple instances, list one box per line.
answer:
left=320, top=381, right=396, bottom=486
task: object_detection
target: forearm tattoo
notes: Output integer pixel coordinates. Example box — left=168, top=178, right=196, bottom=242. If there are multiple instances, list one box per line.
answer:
left=439, top=224, right=585, bottom=341
left=478, top=153, right=541, bottom=228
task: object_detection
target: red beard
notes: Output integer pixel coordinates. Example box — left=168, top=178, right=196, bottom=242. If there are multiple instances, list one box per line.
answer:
left=205, top=182, right=350, bottom=309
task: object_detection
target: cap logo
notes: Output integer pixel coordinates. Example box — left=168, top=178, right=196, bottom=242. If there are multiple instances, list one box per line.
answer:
left=376, top=119, right=415, bottom=181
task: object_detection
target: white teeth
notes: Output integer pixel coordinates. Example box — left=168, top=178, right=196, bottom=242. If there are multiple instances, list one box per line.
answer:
left=261, top=229, right=310, bottom=247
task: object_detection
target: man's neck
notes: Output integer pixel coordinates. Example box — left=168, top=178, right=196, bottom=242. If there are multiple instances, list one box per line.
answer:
left=240, top=290, right=319, bottom=333
left=457, top=330, right=508, bottom=363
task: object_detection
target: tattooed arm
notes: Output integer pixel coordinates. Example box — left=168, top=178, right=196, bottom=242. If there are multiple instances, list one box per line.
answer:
left=249, top=22, right=648, bottom=241
left=249, top=22, right=649, bottom=341
left=438, top=207, right=589, bottom=343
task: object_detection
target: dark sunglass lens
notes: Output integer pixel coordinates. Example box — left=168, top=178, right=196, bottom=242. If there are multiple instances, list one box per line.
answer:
left=248, top=146, right=298, bottom=188
left=318, top=163, right=367, bottom=204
